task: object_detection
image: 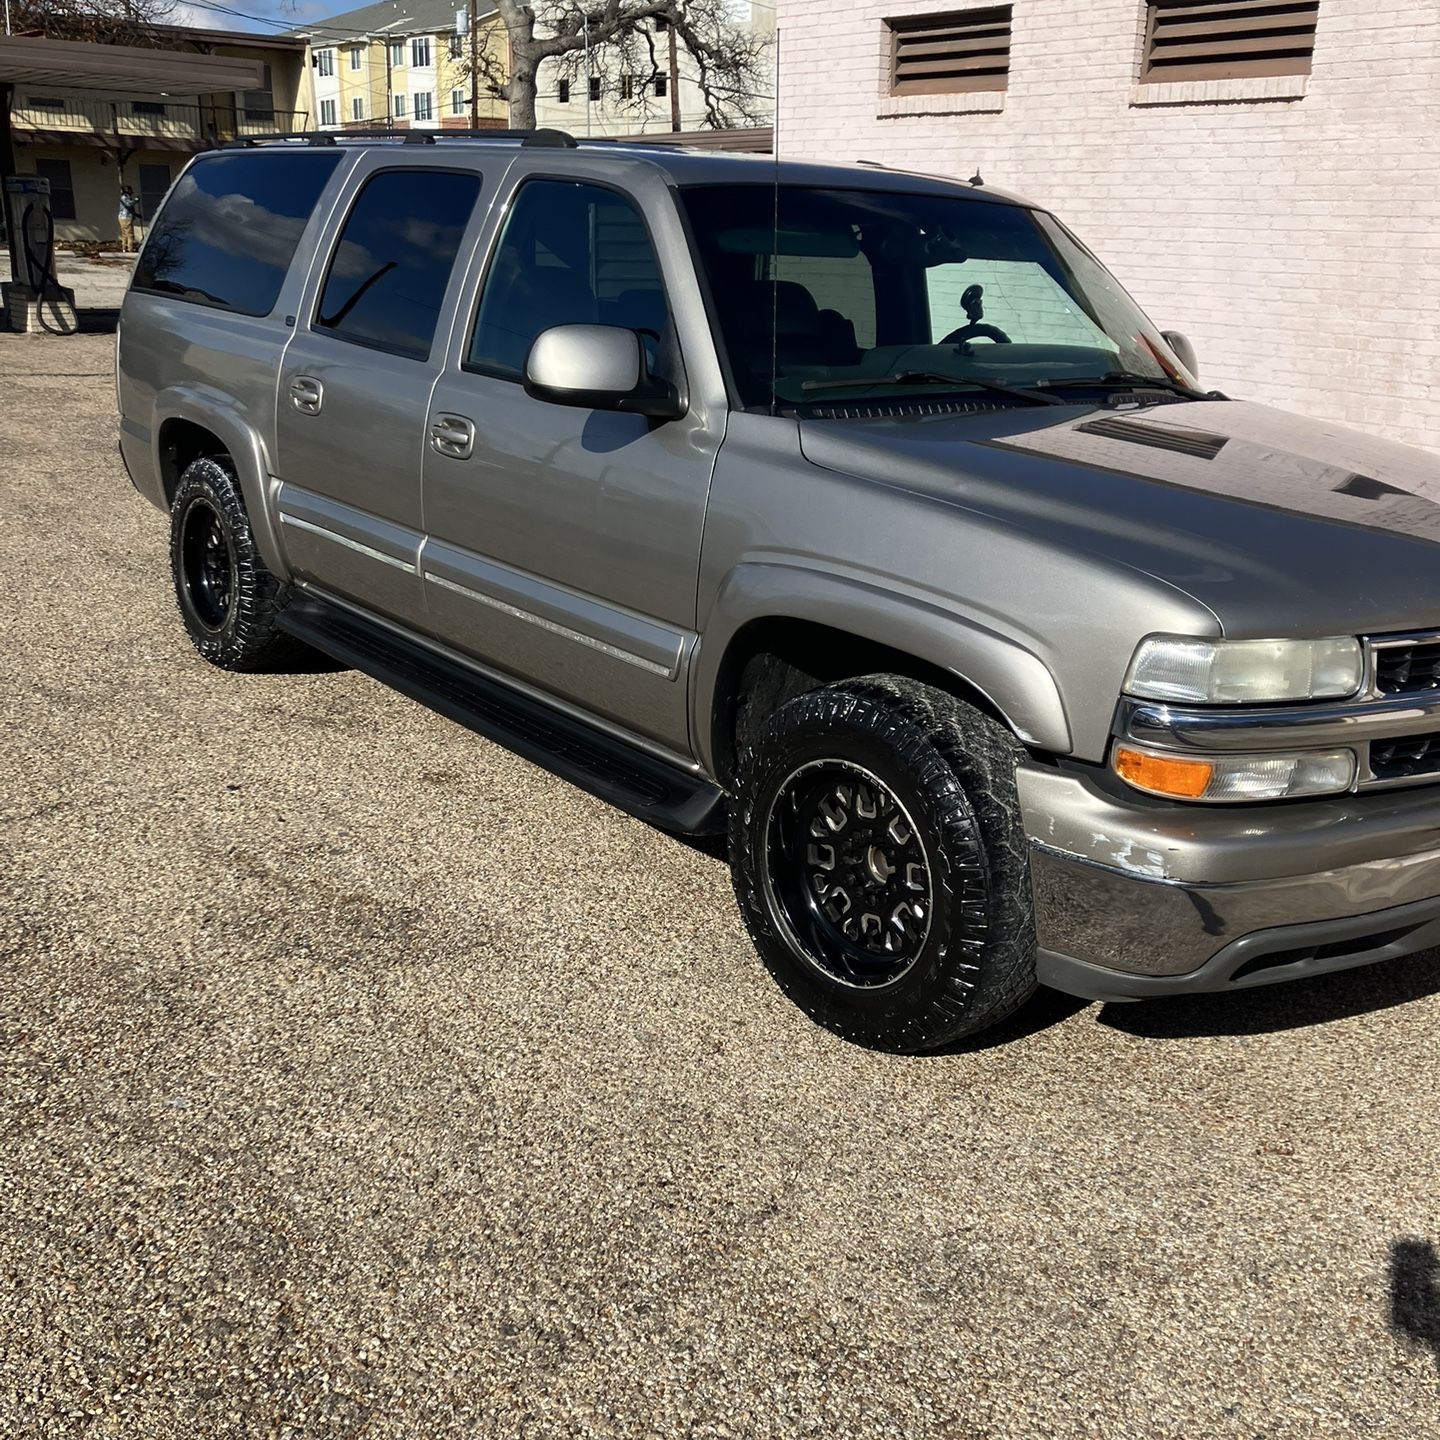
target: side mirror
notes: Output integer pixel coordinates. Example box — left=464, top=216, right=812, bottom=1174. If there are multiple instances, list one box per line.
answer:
left=523, top=324, right=684, bottom=420
left=1161, top=330, right=1199, bottom=380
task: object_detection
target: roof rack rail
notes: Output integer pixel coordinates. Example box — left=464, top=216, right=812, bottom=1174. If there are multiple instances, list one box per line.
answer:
left=220, top=127, right=580, bottom=149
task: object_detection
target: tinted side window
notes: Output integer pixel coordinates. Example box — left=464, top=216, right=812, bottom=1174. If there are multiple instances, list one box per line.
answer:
left=133, top=151, right=342, bottom=316
left=468, top=179, right=670, bottom=379
left=315, top=168, right=482, bottom=361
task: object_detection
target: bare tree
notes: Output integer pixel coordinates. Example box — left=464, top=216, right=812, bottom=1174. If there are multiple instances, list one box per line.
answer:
left=9, top=0, right=177, bottom=45
left=472, top=1, right=768, bottom=132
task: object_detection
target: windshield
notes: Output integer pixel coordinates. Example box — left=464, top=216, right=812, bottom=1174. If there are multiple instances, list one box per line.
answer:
left=680, top=183, right=1197, bottom=412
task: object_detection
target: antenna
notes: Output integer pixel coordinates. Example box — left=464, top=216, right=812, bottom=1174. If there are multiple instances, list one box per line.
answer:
left=769, top=25, right=781, bottom=418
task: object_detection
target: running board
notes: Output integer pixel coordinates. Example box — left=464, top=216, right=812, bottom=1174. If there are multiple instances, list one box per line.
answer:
left=279, top=597, right=727, bottom=836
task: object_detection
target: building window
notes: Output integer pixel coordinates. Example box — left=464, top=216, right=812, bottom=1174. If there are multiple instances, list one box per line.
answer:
left=26, top=96, right=67, bottom=111
left=620, top=74, right=635, bottom=100
left=394, top=93, right=407, bottom=117
left=451, top=88, right=466, bottom=115
left=349, top=45, right=363, bottom=71
left=588, top=75, right=601, bottom=101
left=557, top=78, right=571, bottom=102
left=654, top=74, right=667, bottom=98
left=33, top=158, right=75, bottom=221
left=448, top=33, right=463, bottom=58
left=390, top=40, right=404, bottom=68
left=138, top=162, right=170, bottom=222
left=243, top=63, right=274, bottom=121
left=886, top=6, right=1011, bottom=96
left=1141, top=0, right=1319, bottom=83
left=413, top=90, right=433, bottom=120
left=132, top=100, right=167, bottom=116
left=412, top=36, right=432, bottom=67
left=352, top=96, right=365, bottom=120
left=320, top=97, right=338, bottom=125
left=316, top=48, right=335, bottom=78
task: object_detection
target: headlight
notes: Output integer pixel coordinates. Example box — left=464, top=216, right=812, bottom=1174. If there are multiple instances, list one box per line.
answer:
left=1125, top=635, right=1363, bottom=705
left=1113, top=744, right=1357, bottom=802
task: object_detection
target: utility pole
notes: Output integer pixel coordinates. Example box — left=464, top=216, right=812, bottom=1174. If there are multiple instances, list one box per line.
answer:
left=468, top=0, right=478, bottom=127
left=583, top=10, right=591, bottom=137
left=385, top=37, right=393, bottom=127
left=666, top=18, right=680, bottom=131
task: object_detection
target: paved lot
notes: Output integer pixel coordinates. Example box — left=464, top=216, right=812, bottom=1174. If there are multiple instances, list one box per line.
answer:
left=3, top=331, right=1440, bottom=1439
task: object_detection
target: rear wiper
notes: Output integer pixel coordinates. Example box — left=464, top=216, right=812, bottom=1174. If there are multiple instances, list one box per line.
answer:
left=800, top=370, right=1064, bottom=407
left=1037, top=371, right=1221, bottom=401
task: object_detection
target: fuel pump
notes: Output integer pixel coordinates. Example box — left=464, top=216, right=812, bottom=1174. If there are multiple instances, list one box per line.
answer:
left=3, top=174, right=76, bottom=334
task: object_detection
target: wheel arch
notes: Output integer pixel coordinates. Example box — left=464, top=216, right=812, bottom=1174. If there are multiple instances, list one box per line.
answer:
left=152, top=389, right=288, bottom=577
left=696, top=564, right=1072, bottom=785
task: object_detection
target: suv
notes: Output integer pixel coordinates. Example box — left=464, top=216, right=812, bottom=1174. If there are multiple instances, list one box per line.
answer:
left=117, top=131, right=1440, bottom=1052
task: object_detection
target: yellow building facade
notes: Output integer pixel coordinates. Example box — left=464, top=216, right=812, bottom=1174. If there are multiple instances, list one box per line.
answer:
left=299, top=2, right=509, bottom=132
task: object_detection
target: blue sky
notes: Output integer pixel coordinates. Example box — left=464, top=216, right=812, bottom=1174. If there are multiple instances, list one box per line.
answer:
left=172, top=0, right=339, bottom=34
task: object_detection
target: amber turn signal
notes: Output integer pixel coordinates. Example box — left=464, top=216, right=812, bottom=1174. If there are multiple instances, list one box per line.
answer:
left=1112, top=745, right=1214, bottom=800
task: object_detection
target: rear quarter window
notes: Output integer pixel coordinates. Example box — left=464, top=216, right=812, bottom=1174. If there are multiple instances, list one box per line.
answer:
left=133, top=150, right=344, bottom=317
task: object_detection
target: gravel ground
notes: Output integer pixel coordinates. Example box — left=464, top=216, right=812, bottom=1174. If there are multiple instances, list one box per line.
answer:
left=3, top=331, right=1440, bottom=1440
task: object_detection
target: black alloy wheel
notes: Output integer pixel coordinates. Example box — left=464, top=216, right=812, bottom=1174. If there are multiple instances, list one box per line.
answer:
left=763, top=759, right=933, bottom=989
left=178, top=496, right=236, bottom=632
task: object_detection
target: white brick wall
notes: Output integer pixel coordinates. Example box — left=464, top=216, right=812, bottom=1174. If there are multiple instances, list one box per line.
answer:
left=776, top=0, right=1440, bottom=452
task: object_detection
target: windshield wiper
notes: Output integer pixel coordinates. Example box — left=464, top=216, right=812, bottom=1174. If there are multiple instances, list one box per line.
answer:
left=799, top=370, right=1064, bottom=407
left=1037, top=371, right=1221, bottom=401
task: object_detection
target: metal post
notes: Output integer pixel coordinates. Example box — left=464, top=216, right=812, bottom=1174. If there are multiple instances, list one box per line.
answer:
left=469, top=0, right=479, bottom=127
left=583, top=11, right=591, bottom=137
left=667, top=19, right=680, bottom=132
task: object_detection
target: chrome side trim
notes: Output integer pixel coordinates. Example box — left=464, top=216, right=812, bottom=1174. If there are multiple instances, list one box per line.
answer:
left=423, top=570, right=677, bottom=680
left=279, top=513, right=417, bottom=573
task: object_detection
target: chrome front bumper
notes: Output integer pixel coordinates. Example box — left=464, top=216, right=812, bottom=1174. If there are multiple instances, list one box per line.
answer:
left=1019, top=765, right=1440, bottom=1001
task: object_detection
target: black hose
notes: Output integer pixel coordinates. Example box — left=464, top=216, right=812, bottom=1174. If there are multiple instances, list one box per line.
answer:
left=21, top=200, right=76, bottom=337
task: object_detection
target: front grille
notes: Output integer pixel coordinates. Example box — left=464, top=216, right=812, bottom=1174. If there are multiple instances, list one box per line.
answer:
left=1373, top=639, right=1440, bottom=696
left=1369, top=731, right=1440, bottom=783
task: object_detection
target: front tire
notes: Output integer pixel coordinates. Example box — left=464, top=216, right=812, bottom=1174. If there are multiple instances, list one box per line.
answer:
left=729, top=676, right=1037, bottom=1052
left=170, top=456, right=304, bottom=672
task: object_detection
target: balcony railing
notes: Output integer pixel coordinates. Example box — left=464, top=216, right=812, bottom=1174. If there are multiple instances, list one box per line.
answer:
left=12, top=96, right=309, bottom=147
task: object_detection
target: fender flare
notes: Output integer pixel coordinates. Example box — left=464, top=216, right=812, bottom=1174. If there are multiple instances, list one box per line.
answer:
left=151, top=386, right=289, bottom=579
left=692, top=561, right=1072, bottom=774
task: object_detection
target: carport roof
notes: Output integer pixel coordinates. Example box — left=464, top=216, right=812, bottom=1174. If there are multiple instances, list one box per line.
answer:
left=0, top=34, right=265, bottom=94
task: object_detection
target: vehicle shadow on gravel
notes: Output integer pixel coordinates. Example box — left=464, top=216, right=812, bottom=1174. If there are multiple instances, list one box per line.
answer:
left=1390, top=1238, right=1440, bottom=1375
left=1094, top=948, right=1440, bottom=1040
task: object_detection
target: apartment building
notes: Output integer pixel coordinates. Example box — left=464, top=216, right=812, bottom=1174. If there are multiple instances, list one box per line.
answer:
left=8, top=27, right=307, bottom=244
left=777, top=0, right=1440, bottom=453
left=293, top=0, right=508, bottom=131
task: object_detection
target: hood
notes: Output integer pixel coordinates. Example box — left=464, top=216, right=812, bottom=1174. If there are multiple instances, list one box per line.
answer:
left=798, top=399, right=1440, bottom=638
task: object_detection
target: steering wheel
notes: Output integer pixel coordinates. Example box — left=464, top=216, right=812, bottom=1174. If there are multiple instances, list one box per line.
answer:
left=940, top=282, right=1011, bottom=346
left=941, top=322, right=1012, bottom=345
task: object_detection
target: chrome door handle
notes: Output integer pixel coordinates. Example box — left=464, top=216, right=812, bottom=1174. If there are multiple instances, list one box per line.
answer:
left=288, top=375, right=323, bottom=415
left=430, top=413, right=476, bottom=460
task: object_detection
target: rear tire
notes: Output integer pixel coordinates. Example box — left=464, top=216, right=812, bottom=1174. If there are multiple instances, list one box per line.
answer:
left=170, top=456, right=304, bottom=672
left=729, top=675, right=1037, bottom=1052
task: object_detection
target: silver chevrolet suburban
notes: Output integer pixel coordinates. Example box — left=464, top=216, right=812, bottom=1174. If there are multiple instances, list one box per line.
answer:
left=117, top=130, right=1440, bottom=1051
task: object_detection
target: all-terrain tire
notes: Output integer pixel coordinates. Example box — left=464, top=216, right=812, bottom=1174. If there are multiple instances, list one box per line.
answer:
left=169, top=456, right=305, bottom=672
left=729, top=675, right=1037, bottom=1052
